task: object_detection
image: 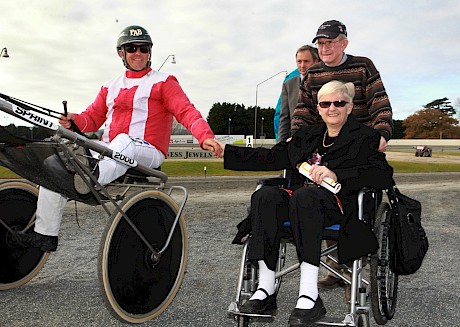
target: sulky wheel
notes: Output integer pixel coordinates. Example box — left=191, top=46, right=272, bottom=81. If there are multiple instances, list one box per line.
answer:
left=370, top=202, right=398, bottom=325
left=98, top=189, right=188, bottom=323
left=0, top=181, right=50, bottom=290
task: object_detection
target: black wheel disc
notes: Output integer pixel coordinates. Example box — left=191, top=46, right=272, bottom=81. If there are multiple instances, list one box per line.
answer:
left=0, top=182, right=49, bottom=290
left=99, top=190, right=187, bottom=323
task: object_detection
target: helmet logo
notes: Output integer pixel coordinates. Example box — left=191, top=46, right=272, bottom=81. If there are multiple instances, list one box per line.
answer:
left=130, top=29, right=143, bottom=36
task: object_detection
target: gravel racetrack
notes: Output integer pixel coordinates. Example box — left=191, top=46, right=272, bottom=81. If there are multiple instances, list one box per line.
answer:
left=0, top=171, right=459, bottom=327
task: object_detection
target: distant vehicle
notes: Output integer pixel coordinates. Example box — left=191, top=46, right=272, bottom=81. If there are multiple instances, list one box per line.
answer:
left=415, top=145, right=432, bottom=157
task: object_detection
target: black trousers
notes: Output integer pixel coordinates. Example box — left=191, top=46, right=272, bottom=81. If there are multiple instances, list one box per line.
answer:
left=248, top=186, right=290, bottom=271
left=249, top=185, right=344, bottom=271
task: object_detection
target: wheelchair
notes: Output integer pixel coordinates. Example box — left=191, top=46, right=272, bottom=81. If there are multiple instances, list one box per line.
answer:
left=0, top=96, right=188, bottom=324
left=227, top=178, right=399, bottom=327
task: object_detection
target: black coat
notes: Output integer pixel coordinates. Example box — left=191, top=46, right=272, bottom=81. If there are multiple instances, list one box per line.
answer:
left=224, top=116, right=393, bottom=262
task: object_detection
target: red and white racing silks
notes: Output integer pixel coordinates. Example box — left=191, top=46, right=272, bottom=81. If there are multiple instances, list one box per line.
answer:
left=72, top=68, right=215, bottom=157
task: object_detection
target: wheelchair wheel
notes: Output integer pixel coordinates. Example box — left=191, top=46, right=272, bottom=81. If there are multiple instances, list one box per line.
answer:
left=238, top=238, right=287, bottom=300
left=0, top=181, right=50, bottom=290
left=370, top=202, right=398, bottom=325
left=98, top=189, right=188, bottom=323
left=274, top=240, right=287, bottom=294
left=240, top=246, right=258, bottom=307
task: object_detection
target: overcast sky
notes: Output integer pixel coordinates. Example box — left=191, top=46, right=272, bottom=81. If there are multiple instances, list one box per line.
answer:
left=1, top=0, right=459, bottom=128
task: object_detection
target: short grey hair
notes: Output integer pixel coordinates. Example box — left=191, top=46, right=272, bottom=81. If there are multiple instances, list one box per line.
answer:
left=317, top=80, right=355, bottom=103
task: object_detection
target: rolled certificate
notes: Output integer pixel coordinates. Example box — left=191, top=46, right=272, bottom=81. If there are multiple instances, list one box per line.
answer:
left=298, top=162, right=341, bottom=194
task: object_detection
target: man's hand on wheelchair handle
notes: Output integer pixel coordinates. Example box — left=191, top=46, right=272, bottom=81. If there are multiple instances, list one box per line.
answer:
left=379, top=136, right=388, bottom=152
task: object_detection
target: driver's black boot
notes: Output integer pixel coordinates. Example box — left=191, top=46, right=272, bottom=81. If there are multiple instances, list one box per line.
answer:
left=15, top=231, right=58, bottom=252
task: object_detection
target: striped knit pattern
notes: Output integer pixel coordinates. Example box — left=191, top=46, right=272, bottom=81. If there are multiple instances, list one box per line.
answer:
left=291, top=55, right=393, bottom=140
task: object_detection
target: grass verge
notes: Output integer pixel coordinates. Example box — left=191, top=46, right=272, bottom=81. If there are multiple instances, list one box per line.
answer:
left=1, top=159, right=460, bottom=179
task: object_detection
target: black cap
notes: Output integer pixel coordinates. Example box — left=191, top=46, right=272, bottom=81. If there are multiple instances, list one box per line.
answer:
left=312, top=20, right=347, bottom=43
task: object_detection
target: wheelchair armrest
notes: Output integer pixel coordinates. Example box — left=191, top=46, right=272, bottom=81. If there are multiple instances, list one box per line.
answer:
left=257, top=177, right=288, bottom=188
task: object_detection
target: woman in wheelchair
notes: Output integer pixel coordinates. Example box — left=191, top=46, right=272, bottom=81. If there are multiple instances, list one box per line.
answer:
left=218, top=80, right=393, bottom=325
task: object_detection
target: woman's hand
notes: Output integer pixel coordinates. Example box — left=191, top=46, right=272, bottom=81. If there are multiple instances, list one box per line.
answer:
left=308, top=164, right=337, bottom=185
left=201, top=138, right=225, bottom=158
left=214, top=140, right=226, bottom=158
left=58, top=113, right=75, bottom=129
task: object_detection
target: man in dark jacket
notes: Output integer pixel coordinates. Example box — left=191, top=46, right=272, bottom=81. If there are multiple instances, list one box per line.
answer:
left=275, top=45, right=319, bottom=142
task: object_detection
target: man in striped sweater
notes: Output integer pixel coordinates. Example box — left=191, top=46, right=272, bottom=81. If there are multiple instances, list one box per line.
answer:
left=290, top=20, right=393, bottom=294
left=291, top=20, right=393, bottom=152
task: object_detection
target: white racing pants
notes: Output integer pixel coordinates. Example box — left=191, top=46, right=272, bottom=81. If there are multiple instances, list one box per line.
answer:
left=34, top=134, right=165, bottom=236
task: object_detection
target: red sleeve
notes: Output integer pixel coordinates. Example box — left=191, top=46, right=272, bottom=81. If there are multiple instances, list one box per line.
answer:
left=160, top=76, right=215, bottom=145
left=73, top=86, right=109, bottom=133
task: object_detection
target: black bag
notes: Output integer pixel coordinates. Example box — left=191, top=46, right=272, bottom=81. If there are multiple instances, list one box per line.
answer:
left=388, top=182, right=429, bottom=275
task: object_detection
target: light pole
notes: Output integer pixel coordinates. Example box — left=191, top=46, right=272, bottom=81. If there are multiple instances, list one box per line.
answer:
left=254, top=70, right=287, bottom=141
left=1, top=47, right=9, bottom=58
left=439, top=116, right=443, bottom=139
left=261, top=117, right=264, bottom=138
left=228, top=117, right=231, bottom=135
left=158, top=54, right=176, bottom=71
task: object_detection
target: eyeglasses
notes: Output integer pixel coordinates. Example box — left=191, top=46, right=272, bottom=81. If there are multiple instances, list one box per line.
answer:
left=315, top=40, right=341, bottom=48
left=318, top=100, right=348, bottom=108
left=124, top=44, right=150, bottom=54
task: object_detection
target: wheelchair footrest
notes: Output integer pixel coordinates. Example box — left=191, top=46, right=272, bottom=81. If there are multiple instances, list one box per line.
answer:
left=315, top=314, right=357, bottom=326
left=227, top=302, right=276, bottom=320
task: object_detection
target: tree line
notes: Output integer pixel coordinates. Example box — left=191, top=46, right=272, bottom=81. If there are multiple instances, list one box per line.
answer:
left=207, top=102, right=276, bottom=139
